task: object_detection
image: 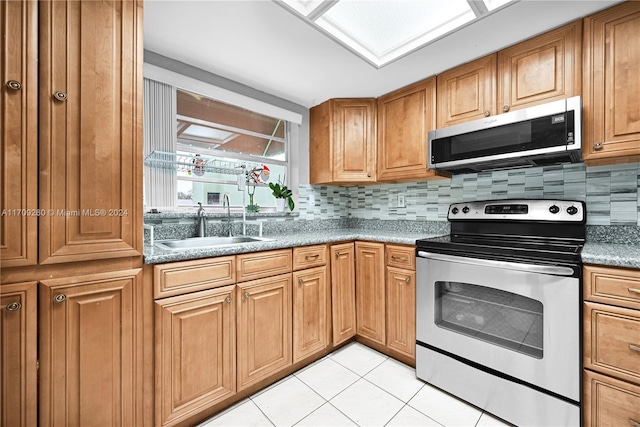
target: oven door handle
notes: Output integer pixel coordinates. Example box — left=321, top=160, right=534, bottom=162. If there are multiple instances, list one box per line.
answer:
left=416, top=251, right=576, bottom=276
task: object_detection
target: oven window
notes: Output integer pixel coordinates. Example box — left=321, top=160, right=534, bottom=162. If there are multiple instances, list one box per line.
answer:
left=435, top=281, right=543, bottom=359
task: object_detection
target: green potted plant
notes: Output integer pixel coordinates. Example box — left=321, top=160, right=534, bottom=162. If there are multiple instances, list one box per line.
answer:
left=268, top=181, right=294, bottom=212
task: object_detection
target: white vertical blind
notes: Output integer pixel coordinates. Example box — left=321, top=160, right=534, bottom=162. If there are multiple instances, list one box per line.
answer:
left=144, top=78, right=177, bottom=207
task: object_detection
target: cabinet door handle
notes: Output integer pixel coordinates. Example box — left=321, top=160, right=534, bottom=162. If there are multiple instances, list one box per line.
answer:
left=593, top=141, right=603, bottom=151
left=630, top=344, right=640, bottom=353
left=367, top=172, right=372, bottom=177
left=405, top=277, right=411, bottom=283
left=298, top=278, right=304, bottom=285
left=54, top=294, right=66, bottom=304
left=484, top=110, right=490, bottom=117
left=243, top=292, right=250, bottom=300
left=502, top=105, right=510, bottom=112
left=305, top=254, right=319, bottom=261
left=225, top=296, right=232, bottom=304
left=53, top=91, right=67, bottom=101
left=5, top=301, right=21, bottom=312
left=628, top=288, right=640, bottom=295
left=6, top=80, right=22, bottom=90
left=629, top=419, right=640, bottom=427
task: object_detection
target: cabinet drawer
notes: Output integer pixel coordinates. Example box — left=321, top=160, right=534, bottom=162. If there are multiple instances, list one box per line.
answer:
left=293, top=245, right=327, bottom=270
left=583, top=370, right=640, bottom=427
left=584, top=265, right=640, bottom=310
left=386, top=245, right=415, bottom=270
left=154, top=256, right=236, bottom=299
left=584, top=301, right=640, bottom=384
left=236, top=249, right=292, bottom=282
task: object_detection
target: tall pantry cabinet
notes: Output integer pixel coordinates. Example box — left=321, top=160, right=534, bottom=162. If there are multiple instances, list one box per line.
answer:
left=1, top=1, right=145, bottom=426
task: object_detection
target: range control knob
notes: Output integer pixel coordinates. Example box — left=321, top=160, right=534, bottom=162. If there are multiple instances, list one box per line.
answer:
left=549, top=205, right=560, bottom=214
left=566, top=206, right=579, bottom=215
left=451, top=207, right=459, bottom=215
left=462, top=206, right=470, bottom=214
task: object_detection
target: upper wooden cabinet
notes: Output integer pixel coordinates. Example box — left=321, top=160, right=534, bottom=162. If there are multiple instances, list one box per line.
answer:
left=583, top=1, right=640, bottom=164
left=0, top=0, right=38, bottom=267
left=377, top=78, right=441, bottom=182
left=310, top=98, right=377, bottom=185
left=436, top=54, right=497, bottom=128
left=437, top=21, right=581, bottom=128
left=38, top=0, right=143, bottom=264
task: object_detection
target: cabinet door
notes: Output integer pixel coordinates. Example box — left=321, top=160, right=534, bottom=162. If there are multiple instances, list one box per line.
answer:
left=332, top=99, right=377, bottom=183
left=583, top=2, right=640, bottom=163
left=386, top=267, right=416, bottom=360
left=0, top=0, right=38, bottom=267
left=355, top=242, right=386, bottom=345
left=436, top=54, right=497, bottom=128
left=39, top=0, right=143, bottom=264
left=498, top=21, right=581, bottom=114
left=1, top=282, right=37, bottom=427
left=583, top=370, right=640, bottom=427
left=39, top=269, right=142, bottom=426
left=237, top=274, right=292, bottom=390
left=330, top=243, right=356, bottom=345
left=155, top=286, right=236, bottom=427
left=293, top=266, right=329, bottom=362
left=377, top=78, right=440, bottom=182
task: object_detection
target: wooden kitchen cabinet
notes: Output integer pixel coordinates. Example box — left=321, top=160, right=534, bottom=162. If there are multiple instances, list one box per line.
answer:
left=155, top=285, right=236, bottom=427
left=436, top=54, right=497, bottom=128
left=1, top=282, right=37, bottom=427
left=38, top=0, right=143, bottom=264
left=385, top=245, right=416, bottom=363
left=236, top=273, right=292, bottom=390
left=236, top=248, right=292, bottom=283
left=330, top=242, right=357, bottom=345
left=292, top=266, right=329, bottom=362
left=582, top=2, right=640, bottom=164
left=377, top=77, right=441, bottom=183
left=310, top=98, right=377, bottom=185
left=437, top=21, right=581, bottom=129
left=355, top=242, right=386, bottom=345
left=0, top=0, right=38, bottom=267
left=583, top=264, right=640, bottom=427
left=154, top=255, right=236, bottom=298
left=39, top=269, right=143, bottom=426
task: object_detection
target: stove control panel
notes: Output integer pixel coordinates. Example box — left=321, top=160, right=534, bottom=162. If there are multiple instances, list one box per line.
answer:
left=448, top=199, right=585, bottom=222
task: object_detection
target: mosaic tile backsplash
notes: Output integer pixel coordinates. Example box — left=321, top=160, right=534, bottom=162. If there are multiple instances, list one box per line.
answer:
left=298, top=162, right=640, bottom=226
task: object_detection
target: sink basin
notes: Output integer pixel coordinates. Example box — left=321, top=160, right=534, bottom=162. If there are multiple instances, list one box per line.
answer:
left=155, top=235, right=274, bottom=250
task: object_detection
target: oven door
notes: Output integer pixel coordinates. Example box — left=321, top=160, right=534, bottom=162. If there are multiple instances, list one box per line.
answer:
left=416, top=251, right=580, bottom=402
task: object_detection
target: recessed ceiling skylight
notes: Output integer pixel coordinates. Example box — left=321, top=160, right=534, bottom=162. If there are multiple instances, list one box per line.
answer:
left=278, top=0, right=516, bottom=67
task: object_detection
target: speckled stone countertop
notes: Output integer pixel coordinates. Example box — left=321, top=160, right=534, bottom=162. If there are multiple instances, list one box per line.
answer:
left=581, top=243, right=640, bottom=269
left=143, top=228, right=444, bottom=264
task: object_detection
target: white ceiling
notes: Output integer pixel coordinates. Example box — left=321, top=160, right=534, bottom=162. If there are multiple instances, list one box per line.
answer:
left=144, top=0, right=623, bottom=108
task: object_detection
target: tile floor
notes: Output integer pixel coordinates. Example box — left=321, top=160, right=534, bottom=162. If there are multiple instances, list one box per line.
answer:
left=199, top=342, right=512, bottom=427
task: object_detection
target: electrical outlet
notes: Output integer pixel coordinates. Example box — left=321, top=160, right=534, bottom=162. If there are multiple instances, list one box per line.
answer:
left=397, top=193, right=406, bottom=208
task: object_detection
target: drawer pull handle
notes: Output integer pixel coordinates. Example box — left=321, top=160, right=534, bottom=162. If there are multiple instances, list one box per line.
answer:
left=392, top=255, right=408, bottom=261
left=5, top=301, right=21, bottom=312
left=628, top=288, right=640, bottom=295
left=629, top=419, right=640, bottom=427
left=335, top=252, right=345, bottom=258
left=305, top=254, right=319, bottom=260
left=630, top=344, right=640, bottom=353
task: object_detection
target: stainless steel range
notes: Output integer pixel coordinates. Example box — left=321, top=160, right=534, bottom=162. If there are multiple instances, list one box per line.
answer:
left=416, top=199, right=586, bottom=427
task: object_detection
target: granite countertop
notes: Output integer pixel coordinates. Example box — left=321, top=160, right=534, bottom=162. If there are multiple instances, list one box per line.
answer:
left=581, top=242, right=640, bottom=269
left=143, top=228, right=443, bottom=264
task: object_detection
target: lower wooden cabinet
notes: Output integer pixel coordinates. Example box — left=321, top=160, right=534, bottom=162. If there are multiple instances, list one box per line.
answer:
left=386, top=266, right=416, bottom=360
left=330, top=243, right=357, bottom=345
left=292, top=266, right=329, bottom=362
left=584, top=370, right=640, bottom=427
left=39, top=269, right=142, bottom=426
left=236, top=273, right=292, bottom=390
left=1, top=281, right=37, bottom=427
left=355, top=242, right=386, bottom=345
left=155, top=285, right=236, bottom=427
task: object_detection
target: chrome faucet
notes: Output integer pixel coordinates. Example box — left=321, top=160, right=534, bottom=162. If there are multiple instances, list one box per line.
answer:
left=195, top=202, right=207, bottom=237
left=222, top=193, right=232, bottom=236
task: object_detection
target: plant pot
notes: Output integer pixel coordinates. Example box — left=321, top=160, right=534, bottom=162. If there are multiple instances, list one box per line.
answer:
left=275, top=198, right=286, bottom=212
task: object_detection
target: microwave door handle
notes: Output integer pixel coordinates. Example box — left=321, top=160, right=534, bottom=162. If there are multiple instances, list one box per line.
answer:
left=416, top=251, right=575, bottom=277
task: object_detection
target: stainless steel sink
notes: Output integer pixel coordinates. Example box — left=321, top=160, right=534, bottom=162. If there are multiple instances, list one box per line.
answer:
left=155, top=235, right=274, bottom=250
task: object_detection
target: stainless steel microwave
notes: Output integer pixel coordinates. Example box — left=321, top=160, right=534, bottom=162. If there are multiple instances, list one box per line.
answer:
left=428, top=96, right=582, bottom=174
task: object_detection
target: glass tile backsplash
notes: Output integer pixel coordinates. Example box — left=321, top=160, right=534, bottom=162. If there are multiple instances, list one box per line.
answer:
left=298, top=162, right=640, bottom=226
